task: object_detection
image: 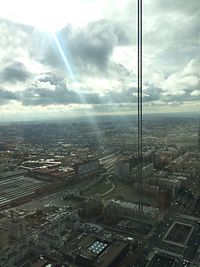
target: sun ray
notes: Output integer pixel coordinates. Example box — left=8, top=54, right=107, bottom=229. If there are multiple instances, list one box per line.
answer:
left=47, top=31, right=105, bottom=144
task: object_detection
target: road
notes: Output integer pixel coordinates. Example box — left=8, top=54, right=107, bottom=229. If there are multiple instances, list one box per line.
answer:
left=99, top=177, right=115, bottom=197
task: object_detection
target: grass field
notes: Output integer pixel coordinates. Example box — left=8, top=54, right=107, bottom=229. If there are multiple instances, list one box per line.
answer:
left=103, top=182, right=132, bottom=199
left=82, top=179, right=112, bottom=197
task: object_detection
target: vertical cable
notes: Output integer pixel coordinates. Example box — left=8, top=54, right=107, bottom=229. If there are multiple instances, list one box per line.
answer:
left=137, top=0, right=143, bottom=258
left=198, top=119, right=200, bottom=153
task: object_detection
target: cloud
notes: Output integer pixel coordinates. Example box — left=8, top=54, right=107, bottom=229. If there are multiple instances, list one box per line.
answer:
left=142, top=1, right=200, bottom=78
left=38, top=73, right=63, bottom=85
left=0, top=89, right=18, bottom=104
left=0, top=61, right=31, bottom=83
left=153, top=0, right=200, bottom=15
left=191, top=90, right=200, bottom=96
left=0, top=19, right=33, bottom=64
left=18, top=84, right=100, bottom=106
left=161, top=89, right=200, bottom=103
left=41, top=20, right=127, bottom=73
left=161, top=56, right=200, bottom=100
left=0, top=0, right=200, bottom=119
left=69, top=20, right=118, bottom=70
left=13, top=82, right=163, bottom=106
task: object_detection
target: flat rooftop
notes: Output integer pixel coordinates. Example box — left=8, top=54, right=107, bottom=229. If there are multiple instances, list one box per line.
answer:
left=67, top=233, right=128, bottom=267
left=164, top=222, right=194, bottom=247
left=146, top=254, right=176, bottom=267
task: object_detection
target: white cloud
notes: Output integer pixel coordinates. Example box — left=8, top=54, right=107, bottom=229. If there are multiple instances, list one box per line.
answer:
left=191, top=90, right=200, bottom=96
left=0, top=0, right=200, bottom=120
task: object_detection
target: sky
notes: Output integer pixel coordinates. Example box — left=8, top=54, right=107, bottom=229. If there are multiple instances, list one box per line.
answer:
left=0, top=0, right=199, bottom=121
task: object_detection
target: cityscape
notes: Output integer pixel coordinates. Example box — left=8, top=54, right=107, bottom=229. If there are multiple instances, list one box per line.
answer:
left=0, top=0, right=200, bottom=266
left=0, top=114, right=199, bottom=266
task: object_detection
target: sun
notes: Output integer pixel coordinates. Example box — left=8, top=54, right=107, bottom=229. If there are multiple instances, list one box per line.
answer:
left=0, top=0, right=106, bottom=32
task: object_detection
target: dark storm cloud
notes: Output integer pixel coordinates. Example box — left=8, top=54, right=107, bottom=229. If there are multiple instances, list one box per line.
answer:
left=0, top=61, right=31, bottom=83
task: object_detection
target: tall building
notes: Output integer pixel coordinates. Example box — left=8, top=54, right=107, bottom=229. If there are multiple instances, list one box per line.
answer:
left=8, top=219, right=26, bottom=240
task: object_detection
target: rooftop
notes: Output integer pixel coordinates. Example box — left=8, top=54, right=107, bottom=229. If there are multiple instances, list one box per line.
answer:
left=146, top=253, right=177, bottom=267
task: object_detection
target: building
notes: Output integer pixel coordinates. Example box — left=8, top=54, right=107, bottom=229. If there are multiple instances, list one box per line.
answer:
left=0, top=229, right=9, bottom=249
left=114, top=160, right=130, bottom=179
left=149, top=177, right=181, bottom=199
left=80, top=196, right=103, bottom=217
left=30, top=256, right=69, bottom=267
left=104, top=200, right=159, bottom=224
left=0, top=242, right=68, bottom=266
left=163, top=221, right=195, bottom=247
left=8, top=219, right=26, bottom=240
left=64, top=233, right=129, bottom=267
left=131, top=163, right=153, bottom=180
left=74, top=160, right=100, bottom=178
left=158, top=187, right=171, bottom=211
left=99, top=153, right=119, bottom=172
left=146, top=249, right=181, bottom=267
left=153, top=148, right=178, bottom=169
